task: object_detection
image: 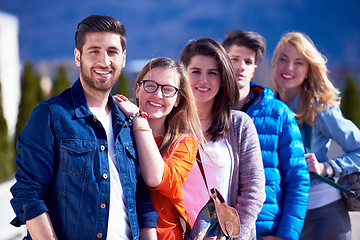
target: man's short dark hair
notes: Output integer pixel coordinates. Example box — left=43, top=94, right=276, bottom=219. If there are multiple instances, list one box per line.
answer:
left=222, top=30, right=266, bottom=63
left=75, top=15, right=126, bottom=53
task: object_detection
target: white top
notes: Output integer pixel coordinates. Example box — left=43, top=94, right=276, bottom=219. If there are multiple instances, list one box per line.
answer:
left=95, top=112, right=131, bottom=239
left=182, top=138, right=232, bottom=227
left=307, top=182, right=342, bottom=209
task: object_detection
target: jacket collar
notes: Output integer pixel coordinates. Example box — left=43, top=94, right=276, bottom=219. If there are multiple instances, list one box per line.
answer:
left=291, top=93, right=300, bottom=112
left=70, top=78, right=127, bottom=122
left=71, top=79, right=92, bottom=118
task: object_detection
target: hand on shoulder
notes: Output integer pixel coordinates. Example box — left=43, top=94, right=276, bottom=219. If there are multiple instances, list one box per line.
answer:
left=113, top=94, right=139, bottom=118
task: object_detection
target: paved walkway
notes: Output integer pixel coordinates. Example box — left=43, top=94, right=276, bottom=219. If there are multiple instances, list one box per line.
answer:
left=0, top=179, right=26, bottom=240
left=2, top=178, right=360, bottom=239
left=2, top=141, right=359, bottom=239
left=350, top=212, right=360, bottom=239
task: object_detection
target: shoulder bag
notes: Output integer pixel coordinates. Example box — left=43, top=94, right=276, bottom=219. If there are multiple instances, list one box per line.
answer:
left=181, top=153, right=241, bottom=239
left=303, top=124, right=360, bottom=211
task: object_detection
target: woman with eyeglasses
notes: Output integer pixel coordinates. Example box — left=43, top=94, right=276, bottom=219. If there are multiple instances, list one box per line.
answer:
left=180, top=38, right=265, bottom=239
left=114, top=57, right=203, bottom=239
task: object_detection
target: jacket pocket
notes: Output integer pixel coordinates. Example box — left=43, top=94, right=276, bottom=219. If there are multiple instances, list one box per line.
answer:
left=60, top=139, right=97, bottom=176
left=124, top=143, right=137, bottom=160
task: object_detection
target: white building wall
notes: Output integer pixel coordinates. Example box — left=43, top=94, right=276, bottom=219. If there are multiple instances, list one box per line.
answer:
left=0, top=11, right=21, bottom=137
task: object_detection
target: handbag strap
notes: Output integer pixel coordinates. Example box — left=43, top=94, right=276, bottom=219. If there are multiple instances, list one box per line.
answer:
left=180, top=151, right=206, bottom=238
left=302, top=124, right=356, bottom=197
left=197, top=152, right=227, bottom=203
left=310, top=172, right=357, bottom=197
left=210, top=187, right=226, bottom=203
left=196, top=151, right=210, bottom=193
left=302, top=123, right=312, bottom=154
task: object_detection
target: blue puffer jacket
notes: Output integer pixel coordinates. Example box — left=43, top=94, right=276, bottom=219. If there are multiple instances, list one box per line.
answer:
left=242, top=83, right=310, bottom=240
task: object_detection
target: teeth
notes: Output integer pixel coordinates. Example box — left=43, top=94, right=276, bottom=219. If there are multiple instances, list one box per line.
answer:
left=149, top=101, right=162, bottom=107
left=197, top=87, right=209, bottom=91
left=282, top=74, right=293, bottom=79
left=95, top=70, right=110, bottom=74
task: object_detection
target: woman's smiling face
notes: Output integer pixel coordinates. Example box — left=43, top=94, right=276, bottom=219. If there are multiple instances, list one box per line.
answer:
left=136, top=67, right=180, bottom=122
left=187, top=55, right=221, bottom=106
left=273, top=43, right=309, bottom=93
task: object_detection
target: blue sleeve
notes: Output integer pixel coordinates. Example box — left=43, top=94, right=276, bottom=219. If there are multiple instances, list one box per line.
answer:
left=10, top=103, right=56, bottom=224
left=318, top=106, right=360, bottom=176
left=136, top=174, right=158, bottom=229
left=276, top=107, right=310, bottom=240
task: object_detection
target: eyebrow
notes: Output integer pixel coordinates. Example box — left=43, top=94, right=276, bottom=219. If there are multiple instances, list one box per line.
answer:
left=189, top=67, right=201, bottom=70
left=85, top=46, right=121, bottom=51
left=190, top=67, right=219, bottom=71
left=280, top=53, right=305, bottom=61
left=108, top=46, right=121, bottom=51
left=230, top=54, right=255, bottom=61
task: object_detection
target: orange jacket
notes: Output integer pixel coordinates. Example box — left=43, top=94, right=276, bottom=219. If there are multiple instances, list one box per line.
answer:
left=151, top=134, right=197, bottom=240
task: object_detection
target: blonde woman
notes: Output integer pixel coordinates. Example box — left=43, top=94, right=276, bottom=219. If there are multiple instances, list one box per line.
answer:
left=115, top=57, right=203, bottom=239
left=272, top=32, right=360, bottom=240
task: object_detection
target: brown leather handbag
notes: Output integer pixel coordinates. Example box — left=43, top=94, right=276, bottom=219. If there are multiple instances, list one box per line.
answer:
left=181, top=153, right=241, bottom=239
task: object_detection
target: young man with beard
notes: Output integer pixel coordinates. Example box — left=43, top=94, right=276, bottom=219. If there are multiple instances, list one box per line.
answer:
left=222, top=30, right=310, bottom=240
left=10, top=15, right=157, bottom=239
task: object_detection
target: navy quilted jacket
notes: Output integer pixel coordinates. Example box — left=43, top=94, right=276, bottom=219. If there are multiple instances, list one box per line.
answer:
left=242, top=83, right=310, bottom=240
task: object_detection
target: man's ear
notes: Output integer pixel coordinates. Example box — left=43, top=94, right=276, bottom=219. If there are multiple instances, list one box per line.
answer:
left=74, top=48, right=81, bottom=67
left=252, top=65, right=258, bottom=78
left=122, top=50, right=127, bottom=68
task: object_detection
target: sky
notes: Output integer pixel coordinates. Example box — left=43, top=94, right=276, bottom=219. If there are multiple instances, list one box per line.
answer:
left=1, top=0, right=359, bottom=70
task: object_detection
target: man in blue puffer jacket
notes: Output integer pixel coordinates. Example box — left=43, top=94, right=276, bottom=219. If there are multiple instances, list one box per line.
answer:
left=223, top=30, right=310, bottom=240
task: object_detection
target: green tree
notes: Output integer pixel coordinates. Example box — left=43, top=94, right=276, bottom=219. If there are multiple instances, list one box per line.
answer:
left=0, top=81, right=15, bottom=182
left=52, top=64, right=71, bottom=96
left=14, top=61, right=45, bottom=150
left=341, top=74, right=360, bottom=128
left=112, top=70, right=133, bottom=98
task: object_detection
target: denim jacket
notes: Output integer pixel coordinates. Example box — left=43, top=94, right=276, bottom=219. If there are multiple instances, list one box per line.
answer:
left=291, top=94, right=360, bottom=184
left=10, top=79, right=157, bottom=239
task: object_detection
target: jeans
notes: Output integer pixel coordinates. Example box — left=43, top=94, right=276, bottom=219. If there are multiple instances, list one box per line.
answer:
left=300, top=199, right=351, bottom=240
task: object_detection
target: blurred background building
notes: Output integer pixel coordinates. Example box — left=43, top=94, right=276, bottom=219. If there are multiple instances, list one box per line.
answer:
left=0, top=10, right=24, bottom=240
left=0, top=11, right=20, bottom=137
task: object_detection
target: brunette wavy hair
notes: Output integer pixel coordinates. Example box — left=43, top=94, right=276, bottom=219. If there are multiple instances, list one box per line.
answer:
left=180, top=38, right=239, bottom=141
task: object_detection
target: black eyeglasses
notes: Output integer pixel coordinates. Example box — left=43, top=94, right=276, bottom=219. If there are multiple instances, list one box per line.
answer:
left=139, top=80, right=179, bottom=98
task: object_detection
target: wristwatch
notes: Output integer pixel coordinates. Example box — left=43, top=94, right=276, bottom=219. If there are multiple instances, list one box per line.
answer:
left=325, top=162, right=335, bottom=178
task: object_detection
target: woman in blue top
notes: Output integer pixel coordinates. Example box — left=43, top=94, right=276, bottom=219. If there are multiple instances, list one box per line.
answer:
left=272, top=32, right=360, bottom=240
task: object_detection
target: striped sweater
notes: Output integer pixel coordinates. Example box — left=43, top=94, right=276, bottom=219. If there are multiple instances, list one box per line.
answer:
left=227, top=110, right=266, bottom=240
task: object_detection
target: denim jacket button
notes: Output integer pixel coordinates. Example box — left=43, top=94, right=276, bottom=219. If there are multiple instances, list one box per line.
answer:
left=100, top=145, right=105, bottom=151
left=100, top=203, right=106, bottom=209
left=102, top=173, right=108, bottom=179
left=97, top=233, right=102, bottom=238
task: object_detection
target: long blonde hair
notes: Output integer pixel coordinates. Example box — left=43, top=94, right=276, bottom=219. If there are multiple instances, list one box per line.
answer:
left=272, top=32, right=340, bottom=127
left=135, top=57, right=203, bottom=155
